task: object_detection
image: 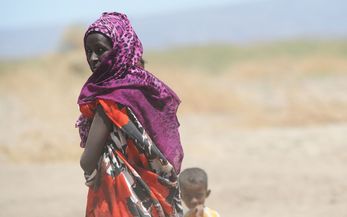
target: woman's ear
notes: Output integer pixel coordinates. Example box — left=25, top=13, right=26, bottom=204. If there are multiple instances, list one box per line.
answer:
left=206, top=189, right=211, bottom=198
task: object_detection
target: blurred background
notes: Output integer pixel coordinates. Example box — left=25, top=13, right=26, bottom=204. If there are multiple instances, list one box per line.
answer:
left=1, top=0, right=347, bottom=216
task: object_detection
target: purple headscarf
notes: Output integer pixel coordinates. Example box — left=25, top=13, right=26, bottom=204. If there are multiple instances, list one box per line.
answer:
left=76, top=12, right=183, bottom=172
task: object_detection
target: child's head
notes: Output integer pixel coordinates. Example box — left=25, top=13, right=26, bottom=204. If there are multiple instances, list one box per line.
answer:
left=179, top=167, right=211, bottom=209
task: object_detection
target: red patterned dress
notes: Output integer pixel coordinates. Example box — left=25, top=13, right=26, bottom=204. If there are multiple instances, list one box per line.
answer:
left=80, top=99, right=182, bottom=217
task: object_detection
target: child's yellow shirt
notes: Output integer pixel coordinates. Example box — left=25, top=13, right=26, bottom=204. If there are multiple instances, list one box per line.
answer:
left=203, top=207, right=220, bottom=217
left=184, top=207, right=220, bottom=217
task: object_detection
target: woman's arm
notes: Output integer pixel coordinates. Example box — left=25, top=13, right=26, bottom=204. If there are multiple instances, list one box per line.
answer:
left=80, top=104, right=112, bottom=175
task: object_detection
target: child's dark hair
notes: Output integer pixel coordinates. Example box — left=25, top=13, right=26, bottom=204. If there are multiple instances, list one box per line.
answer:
left=179, top=167, right=208, bottom=189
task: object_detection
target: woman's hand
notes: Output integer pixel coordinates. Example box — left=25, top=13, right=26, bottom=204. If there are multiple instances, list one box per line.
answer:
left=84, top=158, right=103, bottom=191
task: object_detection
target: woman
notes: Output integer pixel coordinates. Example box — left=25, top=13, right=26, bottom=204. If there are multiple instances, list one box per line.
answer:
left=76, top=12, right=184, bottom=217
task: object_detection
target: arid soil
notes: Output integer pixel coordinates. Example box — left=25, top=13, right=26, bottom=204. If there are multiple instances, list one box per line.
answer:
left=1, top=41, right=347, bottom=216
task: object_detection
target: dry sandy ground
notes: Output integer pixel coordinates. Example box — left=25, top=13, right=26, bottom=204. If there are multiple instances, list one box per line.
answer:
left=1, top=42, right=347, bottom=216
left=1, top=115, right=347, bottom=217
left=180, top=116, right=347, bottom=217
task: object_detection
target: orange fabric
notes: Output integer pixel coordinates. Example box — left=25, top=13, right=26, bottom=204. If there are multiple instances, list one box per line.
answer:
left=126, top=139, right=143, bottom=168
left=80, top=102, right=97, bottom=118
left=98, top=99, right=129, bottom=128
left=87, top=167, right=134, bottom=217
left=139, top=169, right=170, bottom=198
left=125, top=139, right=149, bottom=170
left=151, top=188, right=173, bottom=214
left=79, top=100, right=129, bottom=129
left=137, top=168, right=173, bottom=214
left=115, top=150, right=175, bottom=216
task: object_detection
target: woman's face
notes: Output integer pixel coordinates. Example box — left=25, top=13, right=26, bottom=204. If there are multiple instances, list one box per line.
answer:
left=85, top=32, right=113, bottom=72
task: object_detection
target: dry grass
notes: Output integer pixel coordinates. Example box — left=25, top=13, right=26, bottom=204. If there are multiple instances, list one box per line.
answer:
left=1, top=40, right=347, bottom=161
left=146, top=42, right=347, bottom=127
left=1, top=39, right=347, bottom=217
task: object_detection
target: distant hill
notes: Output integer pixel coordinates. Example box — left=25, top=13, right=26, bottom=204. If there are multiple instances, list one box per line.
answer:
left=1, top=0, right=347, bottom=58
left=133, top=0, right=347, bottom=49
left=0, top=26, right=64, bottom=59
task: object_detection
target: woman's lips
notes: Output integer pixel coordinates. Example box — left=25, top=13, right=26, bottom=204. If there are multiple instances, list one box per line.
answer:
left=91, top=63, right=100, bottom=71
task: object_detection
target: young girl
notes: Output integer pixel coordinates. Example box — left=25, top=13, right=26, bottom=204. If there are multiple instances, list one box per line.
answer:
left=75, top=12, right=184, bottom=217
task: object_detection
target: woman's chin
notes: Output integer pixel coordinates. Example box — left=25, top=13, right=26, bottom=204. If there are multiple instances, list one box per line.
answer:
left=91, top=66, right=100, bottom=73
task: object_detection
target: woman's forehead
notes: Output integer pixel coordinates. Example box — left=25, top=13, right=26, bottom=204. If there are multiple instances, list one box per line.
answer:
left=85, top=13, right=126, bottom=44
left=85, top=32, right=112, bottom=47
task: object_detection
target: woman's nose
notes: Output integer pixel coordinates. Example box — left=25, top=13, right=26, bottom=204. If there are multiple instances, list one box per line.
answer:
left=90, top=52, right=98, bottom=61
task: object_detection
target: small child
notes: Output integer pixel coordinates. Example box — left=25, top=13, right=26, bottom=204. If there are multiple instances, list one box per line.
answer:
left=179, top=167, right=220, bottom=217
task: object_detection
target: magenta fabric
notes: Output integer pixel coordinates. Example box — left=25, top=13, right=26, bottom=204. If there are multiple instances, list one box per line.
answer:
left=76, top=12, right=183, bottom=172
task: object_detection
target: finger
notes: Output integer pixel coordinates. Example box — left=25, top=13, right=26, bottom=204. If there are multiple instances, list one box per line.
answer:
left=196, top=207, right=204, bottom=217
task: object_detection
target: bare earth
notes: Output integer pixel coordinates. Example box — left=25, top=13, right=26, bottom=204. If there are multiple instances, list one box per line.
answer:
left=1, top=41, right=347, bottom=216
left=1, top=116, right=347, bottom=217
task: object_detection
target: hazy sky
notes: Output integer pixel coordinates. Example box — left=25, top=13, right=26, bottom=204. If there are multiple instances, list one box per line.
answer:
left=2, top=0, right=262, bottom=29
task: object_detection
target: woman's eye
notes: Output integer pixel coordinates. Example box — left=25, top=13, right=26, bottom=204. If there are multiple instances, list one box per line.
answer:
left=97, top=48, right=106, bottom=55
